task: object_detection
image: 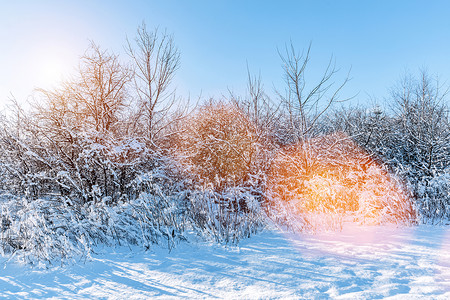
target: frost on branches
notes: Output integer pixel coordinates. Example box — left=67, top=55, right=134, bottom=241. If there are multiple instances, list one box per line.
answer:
left=0, top=31, right=448, bottom=265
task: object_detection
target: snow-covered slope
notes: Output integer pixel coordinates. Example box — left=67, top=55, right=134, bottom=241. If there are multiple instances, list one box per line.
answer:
left=1, top=225, right=449, bottom=299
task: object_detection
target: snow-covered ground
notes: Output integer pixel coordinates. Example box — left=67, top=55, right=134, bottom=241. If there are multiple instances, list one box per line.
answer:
left=0, top=224, right=449, bottom=299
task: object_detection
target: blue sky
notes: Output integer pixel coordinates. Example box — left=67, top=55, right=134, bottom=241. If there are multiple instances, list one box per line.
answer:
left=1, top=1, right=450, bottom=108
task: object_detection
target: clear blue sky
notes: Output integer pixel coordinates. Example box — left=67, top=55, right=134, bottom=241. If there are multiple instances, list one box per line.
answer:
left=1, top=1, right=450, bottom=108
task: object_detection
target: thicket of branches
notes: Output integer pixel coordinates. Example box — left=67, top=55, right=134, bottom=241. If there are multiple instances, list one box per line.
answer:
left=0, top=25, right=448, bottom=265
left=326, top=71, right=450, bottom=222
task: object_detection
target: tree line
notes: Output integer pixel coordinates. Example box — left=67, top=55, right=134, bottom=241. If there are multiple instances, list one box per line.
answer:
left=0, top=24, right=448, bottom=264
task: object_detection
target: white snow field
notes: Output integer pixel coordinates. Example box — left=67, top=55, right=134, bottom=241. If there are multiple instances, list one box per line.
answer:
left=0, top=224, right=449, bottom=299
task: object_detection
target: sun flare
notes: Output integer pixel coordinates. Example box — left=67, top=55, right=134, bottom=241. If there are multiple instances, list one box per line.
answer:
left=42, top=60, right=64, bottom=83
left=36, top=57, right=66, bottom=88
left=29, top=44, right=76, bottom=90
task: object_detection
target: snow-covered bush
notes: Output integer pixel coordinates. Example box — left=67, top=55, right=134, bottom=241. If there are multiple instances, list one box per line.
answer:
left=0, top=112, right=164, bottom=204
left=0, top=110, right=193, bottom=264
left=186, top=186, right=266, bottom=244
left=0, top=161, right=188, bottom=265
left=176, top=100, right=265, bottom=190
left=267, top=132, right=416, bottom=230
left=415, top=171, right=450, bottom=224
left=171, top=100, right=270, bottom=242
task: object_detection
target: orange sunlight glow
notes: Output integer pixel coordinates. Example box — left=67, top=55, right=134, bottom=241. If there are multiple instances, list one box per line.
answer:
left=268, top=132, right=416, bottom=227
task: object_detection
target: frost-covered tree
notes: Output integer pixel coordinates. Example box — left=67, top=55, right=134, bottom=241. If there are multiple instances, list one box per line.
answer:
left=390, top=71, right=449, bottom=178
left=323, top=71, right=450, bottom=223
left=387, top=71, right=450, bottom=222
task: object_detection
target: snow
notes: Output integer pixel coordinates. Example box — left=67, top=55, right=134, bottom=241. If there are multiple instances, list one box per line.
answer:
left=0, top=224, right=449, bottom=299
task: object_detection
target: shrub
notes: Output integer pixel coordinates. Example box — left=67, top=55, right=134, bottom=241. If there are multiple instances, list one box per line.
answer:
left=267, top=133, right=417, bottom=230
left=0, top=157, right=188, bottom=265
left=415, top=171, right=450, bottom=224
left=176, top=100, right=262, bottom=189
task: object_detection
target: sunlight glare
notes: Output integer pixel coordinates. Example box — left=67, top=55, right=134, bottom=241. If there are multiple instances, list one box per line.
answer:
left=35, top=56, right=67, bottom=89
left=27, top=42, right=78, bottom=93
left=268, top=133, right=416, bottom=227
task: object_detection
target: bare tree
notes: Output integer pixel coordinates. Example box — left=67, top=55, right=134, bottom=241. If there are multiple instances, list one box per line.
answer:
left=235, top=68, right=281, bottom=136
left=278, top=42, right=350, bottom=143
left=37, top=42, right=131, bottom=135
left=126, top=23, right=181, bottom=141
